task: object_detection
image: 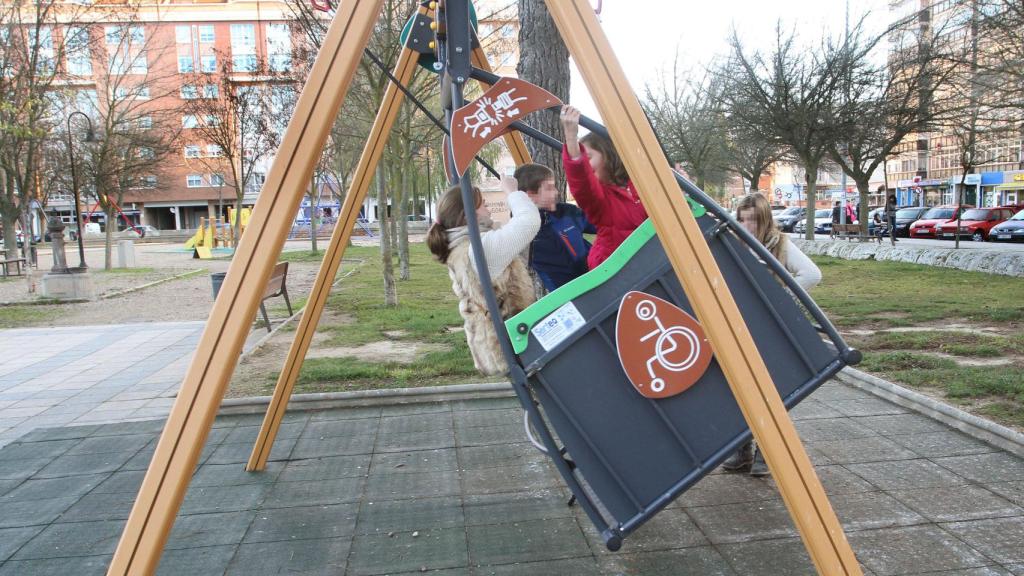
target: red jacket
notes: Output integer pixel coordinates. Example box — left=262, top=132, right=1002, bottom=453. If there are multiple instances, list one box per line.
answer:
left=563, top=144, right=648, bottom=268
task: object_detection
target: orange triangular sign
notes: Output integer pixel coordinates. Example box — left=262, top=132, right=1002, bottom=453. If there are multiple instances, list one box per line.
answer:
left=615, top=291, right=713, bottom=399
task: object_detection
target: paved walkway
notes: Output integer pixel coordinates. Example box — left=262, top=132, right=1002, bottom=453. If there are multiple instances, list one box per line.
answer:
left=0, top=379, right=1022, bottom=575
left=0, top=322, right=206, bottom=448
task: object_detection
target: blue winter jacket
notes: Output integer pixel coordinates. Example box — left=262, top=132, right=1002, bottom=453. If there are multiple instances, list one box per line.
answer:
left=529, top=203, right=596, bottom=292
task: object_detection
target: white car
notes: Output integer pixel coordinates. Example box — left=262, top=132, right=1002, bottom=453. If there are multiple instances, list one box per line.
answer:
left=117, top=225, right=160, bottom=238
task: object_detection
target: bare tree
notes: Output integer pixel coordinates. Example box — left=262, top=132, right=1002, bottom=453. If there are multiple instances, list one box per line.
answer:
left=725, top=25, right=849, bottom=239
left=182, top=52, right=285, bottom=246
left=828, top=16, right=960, bottom=235
left=644, top=61, right=729, bottom=193
left=70, top=17, right=180, bottom=269
left=0, top=0, right=93, bottom=290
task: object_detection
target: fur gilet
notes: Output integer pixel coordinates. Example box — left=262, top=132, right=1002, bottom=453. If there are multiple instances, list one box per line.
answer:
left=446, top=241, right=536, bottom=376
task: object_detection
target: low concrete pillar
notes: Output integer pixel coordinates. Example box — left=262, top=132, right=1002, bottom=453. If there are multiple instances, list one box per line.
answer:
left=117, top=239, right=135, bottom=268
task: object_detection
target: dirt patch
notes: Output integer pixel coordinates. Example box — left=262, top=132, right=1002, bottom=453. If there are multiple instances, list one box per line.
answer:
left=843, top=324, right=1007, bottom=337
left=930, top=352, right=1018, bottom=367
left=306, top=340, right=447, bottom=363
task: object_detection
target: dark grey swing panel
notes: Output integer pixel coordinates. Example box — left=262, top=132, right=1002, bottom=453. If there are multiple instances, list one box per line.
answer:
left=515, top=212, right=846, bottom=532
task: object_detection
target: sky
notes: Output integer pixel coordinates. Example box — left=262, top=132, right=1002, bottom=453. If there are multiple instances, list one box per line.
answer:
left=567, top=0, right=891, bottom=121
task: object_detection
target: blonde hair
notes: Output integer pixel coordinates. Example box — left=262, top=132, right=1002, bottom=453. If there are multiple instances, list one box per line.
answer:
left=736, top=193, right=786, bottom=262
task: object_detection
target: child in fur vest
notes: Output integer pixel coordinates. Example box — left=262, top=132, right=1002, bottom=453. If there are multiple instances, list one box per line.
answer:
left=427, top=177, right=541, bottom=375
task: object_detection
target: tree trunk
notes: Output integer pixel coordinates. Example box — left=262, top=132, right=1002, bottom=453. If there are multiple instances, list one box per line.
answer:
left=749, top=169, right=762, bottom=193
left=310, top=174, right=318, bottom=253
left=234, top=188, right=244, bottom=248
left=398, top=151, right=410, bottom=281
left=377, top=166, right=397, bottom=306
left=104, top=205, right=115, bottom=270
left=517, top=0, right=570, bottom=195
left=856, top=178, right=871, bottom=236
left=804, top=165, right=818, bottom=240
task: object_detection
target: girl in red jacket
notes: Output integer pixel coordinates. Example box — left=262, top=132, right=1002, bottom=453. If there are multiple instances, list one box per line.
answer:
left=560, top=105, right=648, bottom=269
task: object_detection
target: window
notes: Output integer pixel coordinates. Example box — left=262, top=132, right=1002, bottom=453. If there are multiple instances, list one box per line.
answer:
left=135, top=86, right=150, bottom=99
left=266, top=23, right=291, bottom=72
left=184, top=145, right=201, bottom=158
left=178, top=56, right=194, bottom=73
left=135, top=175, right=157, bottom=188
left=66, top=26, right=91, bottom=76
left=205, top=115, right=221, bottom=126
left=202, top=84, right=218, bottom=99
left=210, top=173, right=225, bottom=186
left=180, top=85, right=198, bottom=99
left=231, top=23, right=256, bottom=72
left=199, top=25, right=215, bottom=43
left=206, top=144, right=222, bottom=157
left=137, top=147, right=154, bottom=159
left=30, top=27, right=55, bottom=74
left=500, top=24, right=514, bottom=38
left=137, top=116, right=152, bottom=129
left=175, top=25, right=191, bottom=44
left=182, top=115, right=199, bottom=129
left=232, top=54, right=256, bottom=72
left=105, top=26, right=121, bottom=45
left=187, top=174, right=204, bottom=187
left=200, top=54, right=217, bottom=73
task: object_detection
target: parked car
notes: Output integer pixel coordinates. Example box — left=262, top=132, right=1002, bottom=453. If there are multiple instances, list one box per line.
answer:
left=908, top=205, right=965, bottom=239
left=117, top=225, right=160, bottom=238
left=936, top=207, right=1016, bottom=241
left=774, top=207, right=806, bottom=232
left=15, top=230, right=40, bottom=248
left=888, top=206, right=929, bottom=238
left=793, top=209, right=833, bottom=235
left=990, top=209, right=1024, bottom=242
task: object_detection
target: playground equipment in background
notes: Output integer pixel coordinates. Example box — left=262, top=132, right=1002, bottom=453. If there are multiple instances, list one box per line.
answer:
left=185, top=208, right=251, bottom=258
left=108, top=3, right=863, bottom=575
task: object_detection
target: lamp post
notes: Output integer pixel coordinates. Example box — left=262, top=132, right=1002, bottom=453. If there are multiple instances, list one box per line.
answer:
left=66, top=111, right=97, bottom=272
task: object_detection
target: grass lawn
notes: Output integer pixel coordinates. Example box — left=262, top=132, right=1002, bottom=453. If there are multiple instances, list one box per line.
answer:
left=810, top=255, right=1023, bottom=430
left=247, top=247, right=1023, bottom=430
left=239, top=245, right=489, bottom=396
left=0, top=305, right=61, bottom=329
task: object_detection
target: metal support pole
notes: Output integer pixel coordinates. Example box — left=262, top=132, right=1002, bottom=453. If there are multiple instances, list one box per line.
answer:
left=543, top=2, right=862, bottom=574
left=106, top=2, right=383, bottom=573
left=66, top=111, right=92, bottom=271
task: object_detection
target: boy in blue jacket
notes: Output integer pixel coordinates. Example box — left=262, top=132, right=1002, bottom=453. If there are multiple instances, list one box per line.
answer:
left=514, top=163, right=596, bottom=293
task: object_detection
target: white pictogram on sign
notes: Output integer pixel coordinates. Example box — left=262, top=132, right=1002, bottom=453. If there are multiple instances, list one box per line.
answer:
left=462, top=88, right=527, bottom=140
left=635, top=299, right=701, bottom=393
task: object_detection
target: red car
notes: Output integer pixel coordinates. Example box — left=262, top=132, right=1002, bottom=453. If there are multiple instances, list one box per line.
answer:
left=909, top=205, right=966, bottom=239
left=936, top=207, right=1016, bottom=241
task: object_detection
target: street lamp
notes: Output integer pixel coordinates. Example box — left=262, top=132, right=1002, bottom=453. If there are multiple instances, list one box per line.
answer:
left=66, top=110, right=98, bottom=272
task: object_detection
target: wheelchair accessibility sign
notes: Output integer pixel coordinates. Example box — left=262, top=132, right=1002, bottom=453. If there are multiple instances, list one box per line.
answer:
left=615, top=291, right=713, bottom=399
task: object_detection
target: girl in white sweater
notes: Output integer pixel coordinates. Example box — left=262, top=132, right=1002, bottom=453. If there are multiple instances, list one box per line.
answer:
left=723, top=192, right=822, bottom=476
left=427, top=177, right=541, bottom=375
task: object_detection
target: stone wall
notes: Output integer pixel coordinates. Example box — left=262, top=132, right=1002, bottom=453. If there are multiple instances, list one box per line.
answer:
left=791, top=238, right=1024, bottom=277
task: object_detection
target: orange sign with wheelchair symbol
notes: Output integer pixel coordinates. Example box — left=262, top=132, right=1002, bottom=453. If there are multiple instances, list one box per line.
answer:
left=615, top=291, right=713, bottom=399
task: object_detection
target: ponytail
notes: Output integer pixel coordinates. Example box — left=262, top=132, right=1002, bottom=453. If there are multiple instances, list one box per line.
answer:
left=426, top=184, right=483, bottom=264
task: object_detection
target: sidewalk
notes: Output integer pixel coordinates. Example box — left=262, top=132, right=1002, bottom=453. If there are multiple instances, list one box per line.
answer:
left=0, top=378, right=1022, bottom=575
left=0, top=322, right=268, bottom=448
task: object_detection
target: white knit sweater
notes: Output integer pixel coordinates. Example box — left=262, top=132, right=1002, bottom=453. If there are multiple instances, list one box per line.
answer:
left=469, top=191, right=541, bottom=279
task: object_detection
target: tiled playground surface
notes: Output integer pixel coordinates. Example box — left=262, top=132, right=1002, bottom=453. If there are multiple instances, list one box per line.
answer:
left=0, top=381, right=1022, bottom=575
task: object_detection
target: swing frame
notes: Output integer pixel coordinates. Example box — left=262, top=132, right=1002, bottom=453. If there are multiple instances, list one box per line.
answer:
left=106, top=2, right=863, bottom=575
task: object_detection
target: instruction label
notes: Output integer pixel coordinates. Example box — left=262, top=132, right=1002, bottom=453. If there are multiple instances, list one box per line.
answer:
left=531, top=302, right=586, bottom=352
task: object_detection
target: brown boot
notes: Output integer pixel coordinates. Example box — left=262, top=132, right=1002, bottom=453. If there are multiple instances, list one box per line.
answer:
left=722, top=441, right=754, bottom=472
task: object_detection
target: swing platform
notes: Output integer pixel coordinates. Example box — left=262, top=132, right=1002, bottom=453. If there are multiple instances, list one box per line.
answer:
left=504, top=206, right=859, bottom=550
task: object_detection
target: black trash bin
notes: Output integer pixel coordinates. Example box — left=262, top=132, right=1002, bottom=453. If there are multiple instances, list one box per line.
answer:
left=504, top=208, right=859, bottom=550
left=210, top=272, right=227, bottom=299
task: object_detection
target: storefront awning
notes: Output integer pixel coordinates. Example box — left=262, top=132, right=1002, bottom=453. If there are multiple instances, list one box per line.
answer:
left=994, top=183, right=1024, bottom=191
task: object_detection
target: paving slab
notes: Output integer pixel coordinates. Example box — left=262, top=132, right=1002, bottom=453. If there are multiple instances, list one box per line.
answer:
left=0, top=380, right=1020, bottom=574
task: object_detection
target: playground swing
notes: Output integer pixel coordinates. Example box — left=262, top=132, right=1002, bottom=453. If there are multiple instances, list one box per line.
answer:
left=107, top=3, right=864, bottom=575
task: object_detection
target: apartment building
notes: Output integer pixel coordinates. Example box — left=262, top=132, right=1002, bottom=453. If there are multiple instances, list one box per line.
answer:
left=886, top=0, right=1023, bottom=208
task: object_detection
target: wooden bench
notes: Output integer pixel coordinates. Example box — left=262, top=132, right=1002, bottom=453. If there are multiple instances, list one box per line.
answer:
left=258, top=261, right=293, bottom=332
left=831, top=223, right=873, bottom=242
left=1, top=257, right=28, bottom=278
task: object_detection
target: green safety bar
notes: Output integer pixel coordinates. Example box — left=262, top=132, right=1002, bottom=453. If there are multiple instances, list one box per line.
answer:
left=504, top=197, right=706, bottom=354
